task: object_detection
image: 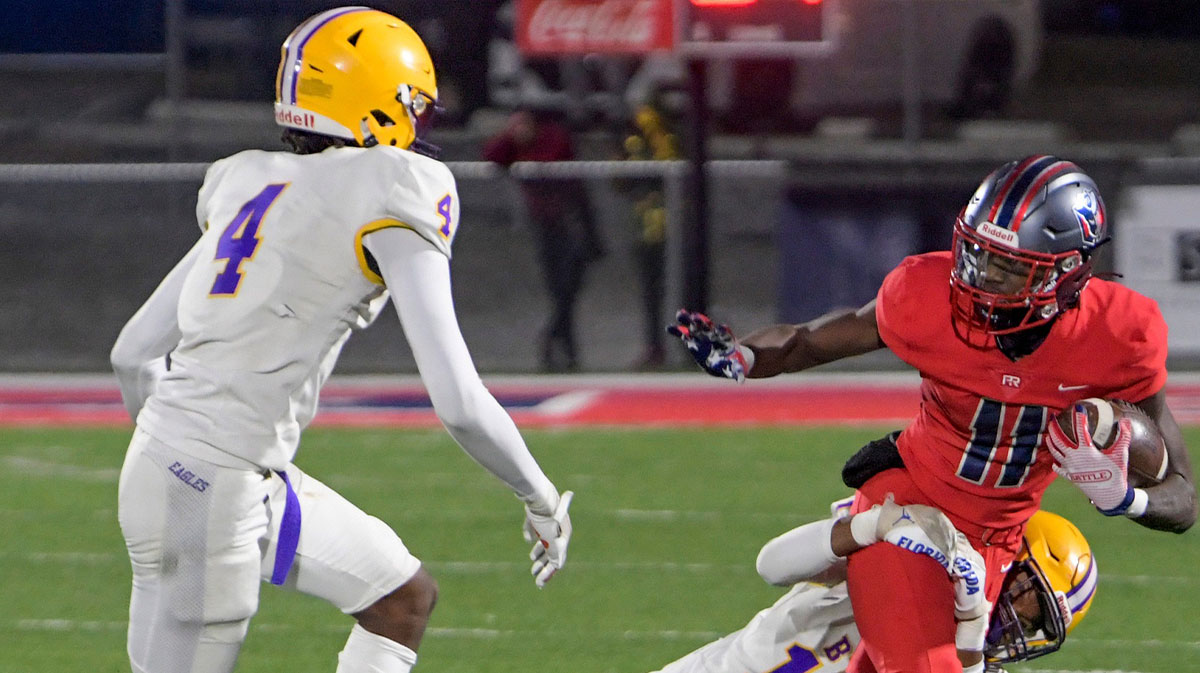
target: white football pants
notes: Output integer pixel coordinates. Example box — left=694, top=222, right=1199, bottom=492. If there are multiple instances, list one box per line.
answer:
left=117, top=428, right=422, bottom=673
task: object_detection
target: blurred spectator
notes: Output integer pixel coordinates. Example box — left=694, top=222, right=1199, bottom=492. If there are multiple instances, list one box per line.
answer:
left=483, top=109, right=604, bottom=372
left=617, top=97, right=680, bottom=370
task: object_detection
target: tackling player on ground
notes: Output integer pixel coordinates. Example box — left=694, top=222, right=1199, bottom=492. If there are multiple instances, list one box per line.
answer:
left=651, top=505, right=1095, bottom=673
left=110, top=8, right=572, bottom=673
left=670, top=156, right=1196, bottom=672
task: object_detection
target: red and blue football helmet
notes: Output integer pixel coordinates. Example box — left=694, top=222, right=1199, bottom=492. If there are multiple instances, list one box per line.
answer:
left=950, top=156, right=1108, bottom=347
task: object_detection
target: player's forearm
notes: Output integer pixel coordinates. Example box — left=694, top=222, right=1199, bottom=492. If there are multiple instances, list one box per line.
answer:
left=373, top=230, right=559, bottom=511
left=1137, top=472, right=1197, bottom=533
left=756, top=518, right=844, bottom=585
left=743, top=306, right=883, bottom=378
left=1133, top=394, right=1196, bottom=532
left=438, top=388, right=557, bottom=510
left=111, top=354, right=169, bottom=422
left=111, top=317, right=179, bottom=420
left=110, top=244, right=197, bottom=419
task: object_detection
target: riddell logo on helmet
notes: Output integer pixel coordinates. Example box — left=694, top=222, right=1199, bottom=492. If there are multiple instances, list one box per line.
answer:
left=978, top=222, right=1018, bottom=248
left=275, top=108, right=316, bottom=129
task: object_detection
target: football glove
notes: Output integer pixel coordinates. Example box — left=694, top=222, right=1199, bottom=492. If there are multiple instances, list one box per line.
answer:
left=851, top=495, right=958, bottom=571
left=666, top=309, right=751, bottom=382
left=522, top=490, right=574, bottom=588
left=1047, top=408, right=1135, bottom=515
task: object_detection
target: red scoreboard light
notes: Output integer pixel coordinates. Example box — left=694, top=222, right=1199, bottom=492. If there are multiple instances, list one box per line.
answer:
left=679, top=0, right=835, bottom=56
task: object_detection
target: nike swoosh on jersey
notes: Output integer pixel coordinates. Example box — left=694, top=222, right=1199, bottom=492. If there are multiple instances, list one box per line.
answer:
left=1057, top=384, right=1088, bottom=391
left=1000, top=561, right=1013, bottom=573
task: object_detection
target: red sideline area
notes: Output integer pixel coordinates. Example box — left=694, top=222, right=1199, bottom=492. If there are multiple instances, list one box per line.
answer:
left=1, top=376, right=1199, bottom=428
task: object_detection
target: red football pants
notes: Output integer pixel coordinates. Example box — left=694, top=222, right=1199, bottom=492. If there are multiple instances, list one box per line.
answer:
left=845, top=468, right=1022, bottom=673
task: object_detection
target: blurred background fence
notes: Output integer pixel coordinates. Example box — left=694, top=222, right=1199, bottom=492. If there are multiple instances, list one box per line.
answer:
left=2, top=153, right=1199, bottom=373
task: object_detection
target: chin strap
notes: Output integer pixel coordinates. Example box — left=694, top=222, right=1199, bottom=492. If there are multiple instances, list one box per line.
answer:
left=1054, top=256, right=1093, bottom=311
left=994, top=319, right=1055, bottom=361
left=409, top=137, right=442, bottom=159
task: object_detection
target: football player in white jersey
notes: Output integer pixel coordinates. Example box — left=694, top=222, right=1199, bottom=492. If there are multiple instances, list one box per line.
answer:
left=651, top=506, right=1096, bottom=673
left=110, top=8, right=572, bottom=673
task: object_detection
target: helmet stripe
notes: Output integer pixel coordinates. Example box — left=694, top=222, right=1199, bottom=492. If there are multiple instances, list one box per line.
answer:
left=280, top=6, right=370, bottom=105
left=1065, top=555, right=1097, bottom=615
left=1010, top=161, right=1074, bottom=232
left=987, top=155, right=1045, bottom=224
left=992, top=155, right=1060, bottom=230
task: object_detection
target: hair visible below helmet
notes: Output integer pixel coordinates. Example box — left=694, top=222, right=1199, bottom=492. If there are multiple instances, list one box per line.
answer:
left=985, top=510, right=1097, bottom=669
left=950, top=155, right=1107, bottom=347
left=274, top=6, right=438, bottom=152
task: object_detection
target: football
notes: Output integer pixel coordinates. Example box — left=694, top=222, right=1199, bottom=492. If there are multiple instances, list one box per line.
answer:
left=1053, top=398, right=1169, bottom=488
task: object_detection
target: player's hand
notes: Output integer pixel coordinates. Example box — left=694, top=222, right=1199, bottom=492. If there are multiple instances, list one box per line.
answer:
left=522, top=490, right=574, bottom=588
left=1047, top=408, right=1135, bottom=515
left=851, top=495, right=957, bottom=569
left=666, top=309, right=750, bottom=382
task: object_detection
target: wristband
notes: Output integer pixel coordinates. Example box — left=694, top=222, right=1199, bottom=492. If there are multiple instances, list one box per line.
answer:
left=1124, top=488, right=1149, bottom=519
left=960, top=659, right=984, bottom=673
left=849, top=507, right=882, bottom=548
left=737, top=345, right=755, bottom=376
left=1097, top=486, right=1136, bottom=517
left=955, top=613, right=988, bottom=652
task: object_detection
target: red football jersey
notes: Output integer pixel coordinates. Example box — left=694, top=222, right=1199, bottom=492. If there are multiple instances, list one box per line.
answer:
left=875, top=252, right=1168, bottom=531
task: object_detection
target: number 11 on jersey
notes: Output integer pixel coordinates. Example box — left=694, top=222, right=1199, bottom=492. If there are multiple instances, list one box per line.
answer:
left=209, top=183, right=289, bottom=296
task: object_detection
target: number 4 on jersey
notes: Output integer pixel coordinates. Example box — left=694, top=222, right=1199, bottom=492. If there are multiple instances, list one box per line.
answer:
left=209, top=183, right=289, bottom=296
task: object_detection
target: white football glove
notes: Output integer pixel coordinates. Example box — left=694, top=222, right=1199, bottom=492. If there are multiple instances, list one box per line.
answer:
left=522, top=490, right=574, bottom=588
left=1047, top=408, right=1135, bottom=515
left=850, top=495, right=958, bottom=571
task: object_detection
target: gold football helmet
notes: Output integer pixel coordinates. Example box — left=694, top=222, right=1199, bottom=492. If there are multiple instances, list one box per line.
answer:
left=985, top=510, right=1097, bottom=668
left=274, top=6, right=438, bottom=150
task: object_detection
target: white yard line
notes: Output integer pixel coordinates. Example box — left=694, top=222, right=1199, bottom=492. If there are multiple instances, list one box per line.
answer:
left=0, top=456, right=118, bottom=482
left=1021, top=670, right=1158, bottom=673
left=9, top=618, right=1200, bottom=660
left=8, top=618, right=725, bottom=641
left=5, top=550, right=1199, bottom=587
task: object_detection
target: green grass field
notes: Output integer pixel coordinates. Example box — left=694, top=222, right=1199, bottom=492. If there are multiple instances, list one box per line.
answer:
left=1, top=425, right=1197, bottom=673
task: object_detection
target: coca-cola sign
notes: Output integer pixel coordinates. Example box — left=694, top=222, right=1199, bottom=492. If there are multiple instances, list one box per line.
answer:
left=516, top=0, right=675, bottom=54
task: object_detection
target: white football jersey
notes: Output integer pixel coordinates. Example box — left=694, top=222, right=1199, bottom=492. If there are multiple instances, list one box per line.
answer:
left=653, top=582, right=859, bottom=673
left=139, top=146, right=459, bottom=470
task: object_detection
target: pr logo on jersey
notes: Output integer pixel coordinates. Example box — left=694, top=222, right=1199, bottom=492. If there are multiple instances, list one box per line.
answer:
left=1073, top=188, right=1102, bottom=244
left=1002, top=374, right=1021, bottom=388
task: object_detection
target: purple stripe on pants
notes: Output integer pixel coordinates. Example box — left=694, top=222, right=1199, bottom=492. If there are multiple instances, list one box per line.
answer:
left=270, top=470, right=301, bottom=585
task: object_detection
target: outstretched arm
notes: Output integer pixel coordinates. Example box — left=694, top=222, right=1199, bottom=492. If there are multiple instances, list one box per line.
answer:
left=1133, top=388, right=1197, bottom=532
left=742, top=301, right=885, bottom=378
left=755, top=498, right=989, bottom=670
left=668, top=302, right=885, bottom=382
left=364, top=226, right=571, bottom=587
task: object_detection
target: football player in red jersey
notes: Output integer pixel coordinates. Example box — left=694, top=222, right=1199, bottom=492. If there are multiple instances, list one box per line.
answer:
left=669, top=156, right=1196, bottom=673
